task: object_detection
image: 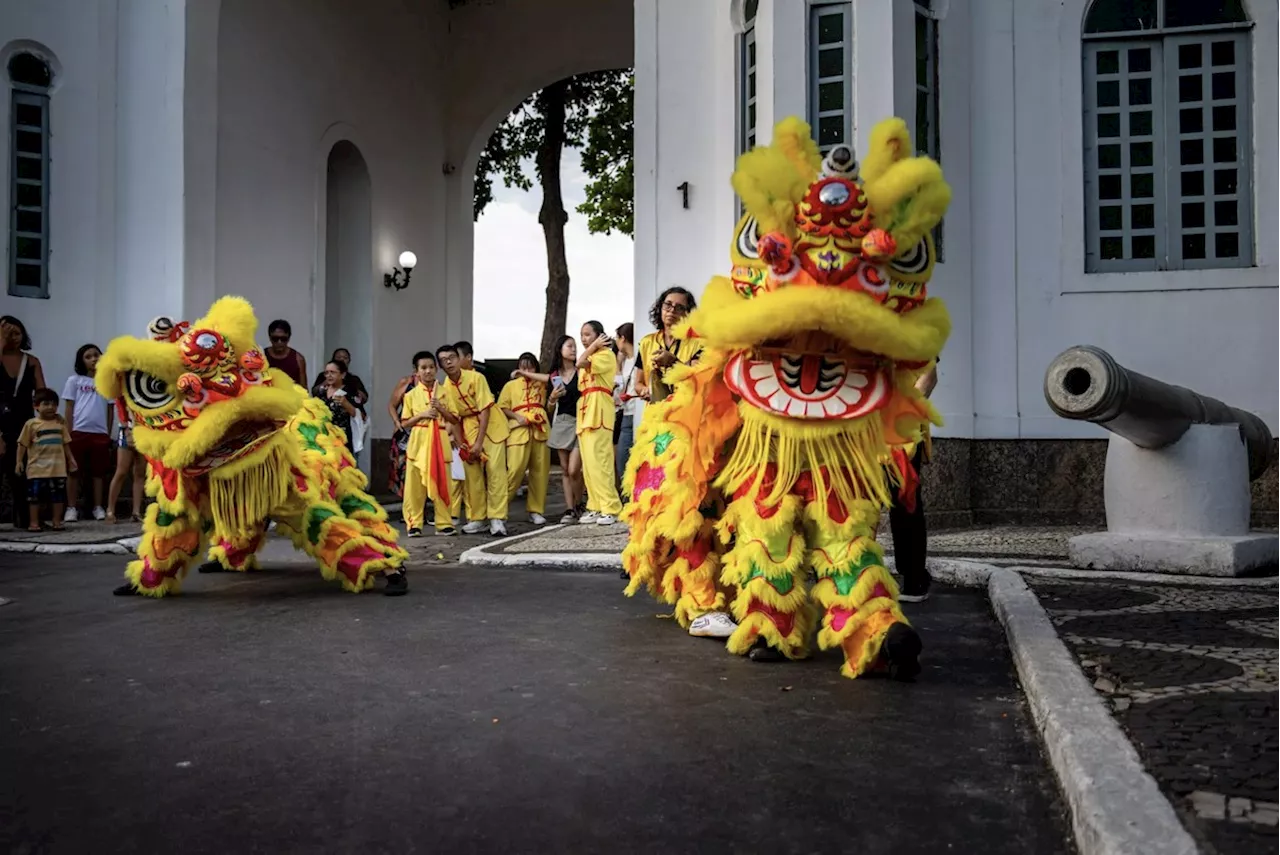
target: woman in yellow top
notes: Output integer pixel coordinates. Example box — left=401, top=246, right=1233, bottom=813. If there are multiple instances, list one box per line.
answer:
left=575, top=321, right=622, bottom=525
left=499, top=352, right=550, bottom=526
left=635, top=286, right=704, bottom=402
left=399, top=351, right=457, bottom=537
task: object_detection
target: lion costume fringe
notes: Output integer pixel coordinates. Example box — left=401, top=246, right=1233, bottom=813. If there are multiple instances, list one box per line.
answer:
left=620, top=117, right=950, bottom=679
left=96, top=297, right=408, bottom=597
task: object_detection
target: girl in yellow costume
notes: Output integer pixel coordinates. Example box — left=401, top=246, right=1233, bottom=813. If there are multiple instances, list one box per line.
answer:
left=576, top=322, right=623, bottom=525
left=97, top=297, right=409, bottom=597
left=621, top=118, right=950, bottom=680
left=499, top=352, right=550, bottom=526
left=401, top=350, right=456, bottom=537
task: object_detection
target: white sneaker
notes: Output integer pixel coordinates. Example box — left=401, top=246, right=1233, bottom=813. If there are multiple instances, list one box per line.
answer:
left=462, top=521, right=486, bottom=535
left=489, top=519, right=507, bottom=536
left=530, top=513, right=547, bottom=525
left=92, top=506, right=106, bottom=521
left=595, top=514, right=617, bottom=526
left=579, top=511, right=600, bottom=524
left=688, top=612, right=738, bottom=639
left=64, top=508, right=79, bottom=522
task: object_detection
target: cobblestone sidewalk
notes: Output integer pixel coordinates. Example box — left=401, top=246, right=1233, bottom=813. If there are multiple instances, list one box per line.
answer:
left=1030, top=579, right=1279, bottom=855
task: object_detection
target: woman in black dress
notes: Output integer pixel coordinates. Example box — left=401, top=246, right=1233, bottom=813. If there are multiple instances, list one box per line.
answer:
left=314, top=360, right=358, bottom=455
left=0, top=316, right=46, bottom=526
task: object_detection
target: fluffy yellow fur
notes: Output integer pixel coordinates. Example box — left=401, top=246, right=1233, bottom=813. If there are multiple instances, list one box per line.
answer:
left=689, top=275, right=950, bottom=362
left=862, top=156, right=952, bottom=256
left=859, top=117, right=912, bottom=184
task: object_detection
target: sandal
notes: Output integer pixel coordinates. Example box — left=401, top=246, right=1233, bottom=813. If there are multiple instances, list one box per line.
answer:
left=50, top=524, right=65, bottom=531
left=26, top=526, right=41, bottom=533
left=105, top=514, right=117, bottom=524
left=130, top=514, right=142, bottom=523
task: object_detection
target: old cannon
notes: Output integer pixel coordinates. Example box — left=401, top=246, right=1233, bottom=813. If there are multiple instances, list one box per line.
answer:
left=1044, top=345, right=1277, bottom=577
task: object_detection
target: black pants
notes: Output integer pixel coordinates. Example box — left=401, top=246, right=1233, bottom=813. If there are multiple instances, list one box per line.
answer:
left=889, top=445, right=928, bottom=583
left=1, top=432, right=28, bottom=526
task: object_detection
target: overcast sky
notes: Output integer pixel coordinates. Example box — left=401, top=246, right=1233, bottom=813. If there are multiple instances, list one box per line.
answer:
left=472, top=149, right=634, bottom=360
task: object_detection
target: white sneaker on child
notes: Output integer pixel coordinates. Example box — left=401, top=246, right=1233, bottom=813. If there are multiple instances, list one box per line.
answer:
left=64, top=508, right=79, bottom=522
left=579, top=511, right=600, bottom=524
left=92, top=506, right=106, bottom=521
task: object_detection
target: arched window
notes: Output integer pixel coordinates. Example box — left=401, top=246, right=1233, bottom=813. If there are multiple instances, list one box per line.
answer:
left=738, top=0, right=759, bottom=155
left=8, top=52, right=53, bottom=298
left=1082, top=0, right=1253, bottom=273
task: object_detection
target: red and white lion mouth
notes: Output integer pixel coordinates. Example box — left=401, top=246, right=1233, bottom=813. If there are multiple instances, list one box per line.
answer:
left=724, top=349, right=890, bottom=420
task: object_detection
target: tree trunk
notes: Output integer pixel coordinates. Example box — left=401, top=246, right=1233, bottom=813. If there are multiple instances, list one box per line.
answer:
left=536, top=80, right=571, bottom=375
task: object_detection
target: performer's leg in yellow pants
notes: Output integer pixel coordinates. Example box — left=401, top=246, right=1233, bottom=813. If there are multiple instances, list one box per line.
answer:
left=450, top=479, right=464, bottom=521
left=506, top=440, right=549, bottom=515
left=483, top=438, right=508, bottom=521
left=579, top=428, right=622, bottom=516
left=807, top=474, right=915, bottom=679
left=402, top=463, right=428, bottom=530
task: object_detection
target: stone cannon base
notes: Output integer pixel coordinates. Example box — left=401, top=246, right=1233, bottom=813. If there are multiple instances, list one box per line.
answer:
left=1068, top=531, right=1278, bottom=577
left=1066, top=425, right=1278, bottom=577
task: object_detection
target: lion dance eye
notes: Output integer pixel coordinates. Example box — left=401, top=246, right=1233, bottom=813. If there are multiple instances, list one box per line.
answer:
left=124, top=370, right=175, bottom=410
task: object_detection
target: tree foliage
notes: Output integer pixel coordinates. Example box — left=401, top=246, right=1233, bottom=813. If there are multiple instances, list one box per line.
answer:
left=473, top=69, right=633, bottom=369
left=474, top=70, right=634, bottom=237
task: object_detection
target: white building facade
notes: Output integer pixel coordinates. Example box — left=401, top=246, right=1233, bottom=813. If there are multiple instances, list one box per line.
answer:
left=2, top=0, right=1276, bottom=519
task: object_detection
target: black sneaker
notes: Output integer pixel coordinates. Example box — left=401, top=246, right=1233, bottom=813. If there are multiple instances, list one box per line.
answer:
left=747, top=638, right=786, bottom=663
left=197, top=561, right=228, bottom=574
left=899, top=575, right=932, bottom=603
left=112, top=582, right=139, bottom=596
left=406, top=527, right=423, bottom=538
left=880, top=622, right=923, bottom=682
left=435, top=526, right=457, bottom=536
left=383, top=571, right=409, bottom=596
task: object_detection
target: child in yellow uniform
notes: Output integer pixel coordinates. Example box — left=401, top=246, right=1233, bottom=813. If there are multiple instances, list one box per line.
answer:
left=435, top=343, right=510, bottom=536
left=399, top=352, right=456, bottom=537
left=576, top=321, right=622, bottom=524
left=499, top=351, right=550, bottom=526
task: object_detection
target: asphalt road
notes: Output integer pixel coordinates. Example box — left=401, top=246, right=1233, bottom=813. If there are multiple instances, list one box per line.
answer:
left=0, top=553, right=1073, bottom=854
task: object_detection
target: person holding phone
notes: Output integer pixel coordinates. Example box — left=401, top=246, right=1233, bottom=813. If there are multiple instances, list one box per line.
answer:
left=514, top=335, right=582, bottom=523
left=575, top=321, right=622, bottom=525
left=635, top=287, right=703, bottom=402
left=315, top=360, right=358, bottom=454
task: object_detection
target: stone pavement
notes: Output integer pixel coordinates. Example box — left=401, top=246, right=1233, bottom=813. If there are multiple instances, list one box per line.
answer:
left=1031, top=579, right=1278, bottom=855
left=0, top=552, right=1073, bottom=853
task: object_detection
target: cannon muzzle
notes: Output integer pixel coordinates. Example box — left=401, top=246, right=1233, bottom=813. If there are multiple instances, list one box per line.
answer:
left=1044, top=345, right=1273, bottom=481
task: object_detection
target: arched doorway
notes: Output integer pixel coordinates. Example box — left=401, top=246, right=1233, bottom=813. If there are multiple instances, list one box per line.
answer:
left=323, top=139, right=373, bottom=399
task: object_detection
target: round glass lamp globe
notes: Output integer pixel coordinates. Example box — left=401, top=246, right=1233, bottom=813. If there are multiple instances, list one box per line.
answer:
left=398, top=251, right=418, bottom=270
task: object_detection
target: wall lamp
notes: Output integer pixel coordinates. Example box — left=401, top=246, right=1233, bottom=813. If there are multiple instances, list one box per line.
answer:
left=384, top=250, right=417, bottom=291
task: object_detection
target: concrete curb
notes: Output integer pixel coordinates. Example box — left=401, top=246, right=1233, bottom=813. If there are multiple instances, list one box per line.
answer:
left=927, top=557, right=1198, bottom=855
left=0, top=539, right=133, bottom=555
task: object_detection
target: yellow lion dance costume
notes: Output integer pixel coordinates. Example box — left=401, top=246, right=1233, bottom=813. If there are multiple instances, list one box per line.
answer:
left=97, top=297, right=410, bottom=597
left=621, top=117, right=949, bottom=680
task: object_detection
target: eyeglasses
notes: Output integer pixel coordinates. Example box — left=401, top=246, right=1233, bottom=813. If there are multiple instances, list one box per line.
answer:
left=662, top=301, right=689, bottom=313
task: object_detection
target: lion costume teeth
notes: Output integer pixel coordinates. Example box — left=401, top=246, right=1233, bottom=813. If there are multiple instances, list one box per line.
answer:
left=97, top=296, right=407, bottom=597
left=620, top=117, right=950, bottom=678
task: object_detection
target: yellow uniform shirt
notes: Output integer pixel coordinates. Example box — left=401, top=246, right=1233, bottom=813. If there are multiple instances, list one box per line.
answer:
left=637, top=330, right=703, bottom=391
left=577, top=348, right=618, bottom=434
left=400, top=383, right=453, bottom=470
left=439, top=368, right=509, bottom=445
left=497, top=378, right=549, bottom=445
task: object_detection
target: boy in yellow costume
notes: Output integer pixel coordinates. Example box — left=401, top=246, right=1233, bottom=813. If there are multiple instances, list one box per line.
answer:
left=498, top=351, right=550, bottom=526
left=622, top=118, right=950, bottom=680
left=436, top=343, right=509, bottom=536
left=400, top=351, right=456, bottom=537
left=576, top=322, right=623, bottom=525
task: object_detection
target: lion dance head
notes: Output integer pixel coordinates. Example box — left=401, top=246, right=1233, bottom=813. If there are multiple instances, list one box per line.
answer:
left=96, top=296, right=306, bottom=477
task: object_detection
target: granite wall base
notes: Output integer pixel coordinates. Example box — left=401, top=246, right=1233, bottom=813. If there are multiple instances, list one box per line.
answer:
left=921, top=438, right=1278, bottom=530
